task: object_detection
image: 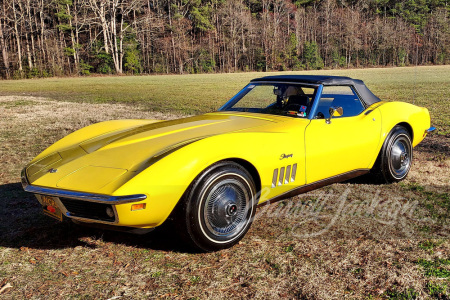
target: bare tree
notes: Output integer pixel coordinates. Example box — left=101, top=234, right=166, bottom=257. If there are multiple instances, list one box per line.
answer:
left=0, top=3, right=11, bottom=78
left=0, top=0, right=447, bottom=78
left=11, top=0, right=23, bottom=72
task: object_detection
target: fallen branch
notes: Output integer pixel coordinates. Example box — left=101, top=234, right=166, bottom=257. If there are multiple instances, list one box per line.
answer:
left=0, top=283, right=12, bottom=294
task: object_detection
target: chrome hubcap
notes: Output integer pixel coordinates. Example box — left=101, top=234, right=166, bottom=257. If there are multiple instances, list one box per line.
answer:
left=203, top=178, right=251, bottom=239
left=390, top=136, right=411, bottom=178
left=226, top=203, right=238, bottom=216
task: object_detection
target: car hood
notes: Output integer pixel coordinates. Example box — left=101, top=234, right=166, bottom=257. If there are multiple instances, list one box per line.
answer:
left=27, top=112, right=284, bottom=192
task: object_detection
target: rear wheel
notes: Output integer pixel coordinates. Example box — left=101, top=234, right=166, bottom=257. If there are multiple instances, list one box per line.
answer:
left=177, top=161, right=257, bottom=252
left=376, top=126, right=413, bottom=183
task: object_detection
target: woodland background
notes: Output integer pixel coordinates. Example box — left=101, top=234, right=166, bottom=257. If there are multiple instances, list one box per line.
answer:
left=0, top=0, right=448, bottom=79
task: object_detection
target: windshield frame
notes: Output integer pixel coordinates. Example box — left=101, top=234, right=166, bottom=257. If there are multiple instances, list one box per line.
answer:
left=218, top=81, right=322, bottom=120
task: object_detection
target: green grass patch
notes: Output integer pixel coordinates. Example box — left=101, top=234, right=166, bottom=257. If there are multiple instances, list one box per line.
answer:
left=151, top=271, right=162, bottom=278
left=0, top=99, right=35, bottom=108
left=418, top=240, right=443, bottom=251
left=417, top=258, right=450, bottom=278
left=422, top=191, right=449, bottom=222
left=265, top=257, right=281, bottom=275
left=384, top=287, right=418, bottom=299
left=190, top=276, right=201, bottom=284
left=426, top=282, right=449, bottom=298
left=401, top=182, right=425, bottom=192
left=400, top=183, right=449, bottom=224
left=284, top=244, right=295, bottom=253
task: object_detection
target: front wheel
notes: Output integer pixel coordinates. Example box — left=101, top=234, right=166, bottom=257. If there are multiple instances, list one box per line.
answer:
left=177, top=161, right=257, bottom=252
left=377, top=126, right=413, bottom=183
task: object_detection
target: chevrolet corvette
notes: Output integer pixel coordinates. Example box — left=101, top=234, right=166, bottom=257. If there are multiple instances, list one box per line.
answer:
left=21, top=75, right=434, bottom=251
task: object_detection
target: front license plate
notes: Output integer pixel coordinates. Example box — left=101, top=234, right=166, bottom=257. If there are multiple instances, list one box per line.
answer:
left=40, top=195, right=63, bottom=221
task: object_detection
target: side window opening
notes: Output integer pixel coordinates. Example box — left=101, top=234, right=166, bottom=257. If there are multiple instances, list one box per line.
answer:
left=314, top=85, right=364, bottom=119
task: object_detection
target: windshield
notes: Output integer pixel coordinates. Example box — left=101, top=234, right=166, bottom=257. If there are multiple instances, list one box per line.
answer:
left=219, top=83, right=318, bottom=118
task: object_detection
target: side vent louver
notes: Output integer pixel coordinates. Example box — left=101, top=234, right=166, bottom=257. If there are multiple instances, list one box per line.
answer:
left=278, top=167, right=285, bottom=186
left=285, top=165, right=291, bottom=184
left=271, top=169, right=278, bottom=188
left=272, top=163, right=297, bottom=188
left=291, top=163, right=297, bottom=182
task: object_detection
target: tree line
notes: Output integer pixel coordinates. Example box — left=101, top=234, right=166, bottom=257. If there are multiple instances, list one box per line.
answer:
left=0, top=0, right=448, bottom=79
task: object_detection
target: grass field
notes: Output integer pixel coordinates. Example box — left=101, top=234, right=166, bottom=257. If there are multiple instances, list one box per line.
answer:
left=0, top=66, right=449, bottom=299
left=0, top=65, right=449, bottom=134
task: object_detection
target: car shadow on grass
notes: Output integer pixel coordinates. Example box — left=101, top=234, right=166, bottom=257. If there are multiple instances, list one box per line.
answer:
left=0, top=182, right=193, bottom=253
left=343, top=171, right=387, bottom=185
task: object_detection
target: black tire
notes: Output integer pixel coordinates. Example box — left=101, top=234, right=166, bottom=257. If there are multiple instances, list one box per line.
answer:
left=176, top=161, right=257, bottom=252
left=376, top=125, right=413, bottom=183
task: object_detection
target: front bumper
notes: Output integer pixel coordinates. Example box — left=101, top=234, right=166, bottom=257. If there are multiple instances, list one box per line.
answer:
left=23, top=179, right=147, bottom=225
left=23, top=184, right=147, bottom=204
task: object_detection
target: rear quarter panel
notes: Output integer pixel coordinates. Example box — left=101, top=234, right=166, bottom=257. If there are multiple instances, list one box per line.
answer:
left=377, top=102, right=431, bottom=148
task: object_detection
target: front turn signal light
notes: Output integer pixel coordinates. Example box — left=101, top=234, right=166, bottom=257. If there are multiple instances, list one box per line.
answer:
left=131, top=203, right=146, bottom=211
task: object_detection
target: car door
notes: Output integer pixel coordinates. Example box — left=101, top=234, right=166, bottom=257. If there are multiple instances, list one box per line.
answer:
left=304, top=85, right=382, bottom=184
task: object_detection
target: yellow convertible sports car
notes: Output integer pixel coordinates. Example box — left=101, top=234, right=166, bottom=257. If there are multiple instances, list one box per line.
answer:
left=22, top=75, right=434, bottom=251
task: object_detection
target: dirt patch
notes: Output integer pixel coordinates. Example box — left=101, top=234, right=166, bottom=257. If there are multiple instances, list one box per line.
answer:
left=1, top=95, right=181, bottom=123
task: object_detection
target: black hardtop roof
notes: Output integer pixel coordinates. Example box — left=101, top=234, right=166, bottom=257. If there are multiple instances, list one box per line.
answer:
left=250, top=75, right=381, bottom=106
left=251, top=75, right=361, bottom=86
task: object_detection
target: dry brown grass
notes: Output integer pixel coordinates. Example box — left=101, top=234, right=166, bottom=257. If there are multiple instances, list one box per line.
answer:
left=0, top=96, right=448, bottom=299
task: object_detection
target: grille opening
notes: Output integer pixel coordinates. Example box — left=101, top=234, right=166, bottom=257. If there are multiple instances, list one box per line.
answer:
left=59, top=198, right=116, bottom=222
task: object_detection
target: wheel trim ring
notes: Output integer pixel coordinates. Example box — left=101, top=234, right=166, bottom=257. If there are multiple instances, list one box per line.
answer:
left=388, top=134, right=412, bottom=179
left=198, top=173, right=255, bottom=244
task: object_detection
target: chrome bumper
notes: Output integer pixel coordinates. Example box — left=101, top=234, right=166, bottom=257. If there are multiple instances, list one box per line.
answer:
left=23, top=184, right=147, bottom=204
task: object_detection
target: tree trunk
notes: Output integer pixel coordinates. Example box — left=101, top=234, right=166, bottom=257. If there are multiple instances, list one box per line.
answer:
left=17, top=0, right=33, bottom=70
left=39, top=0, right=47, bottom=68
left=119, top=10, right=124, bottom=74
left=0, top=18, right=10, bottom=78
left=25, top=32, right=33, bottom=69
left=99, top=2, right=109, bottom=54
left=12, top=0, right=23, bottom=72
left=26, top=0, right=36, bottom=68
left=168, top=5, right=177, bottom=73
left=110, top=2, right=121, bottom=74
left=67, top=3, right=79, bottom=73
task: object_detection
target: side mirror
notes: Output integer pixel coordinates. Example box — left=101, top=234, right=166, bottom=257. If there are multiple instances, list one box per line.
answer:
left=326, top=106, right=343, bottom=124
